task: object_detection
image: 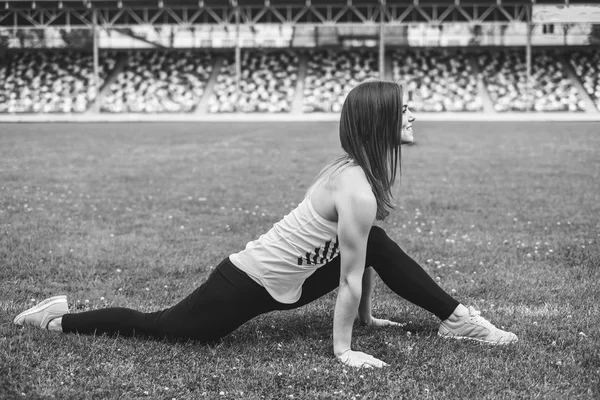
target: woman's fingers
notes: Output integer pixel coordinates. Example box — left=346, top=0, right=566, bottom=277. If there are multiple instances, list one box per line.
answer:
left=385, top=320, right=403, bottom=327
left=371, top=317, right=405, bottom=327
left=338, top=350, right=389, bottom=369
left=361, top=357, right=388, bottom=369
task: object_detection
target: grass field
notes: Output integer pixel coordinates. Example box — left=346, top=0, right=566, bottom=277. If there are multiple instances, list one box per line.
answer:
left=1, top=121, right=599, bottom=399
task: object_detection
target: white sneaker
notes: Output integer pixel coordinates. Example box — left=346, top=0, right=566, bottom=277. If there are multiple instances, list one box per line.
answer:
left=13, top=295, right=69, bottom=330
left=438, top=306, right=518, bottom=345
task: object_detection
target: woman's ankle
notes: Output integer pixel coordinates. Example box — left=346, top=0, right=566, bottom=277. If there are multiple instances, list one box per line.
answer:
left=47, top=317, right=63, bottom=332
left=447, top=304, right=469, bottom=321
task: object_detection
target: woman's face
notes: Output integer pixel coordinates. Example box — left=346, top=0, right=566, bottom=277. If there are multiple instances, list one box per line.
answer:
left=400, top=91, right=416, bottom=145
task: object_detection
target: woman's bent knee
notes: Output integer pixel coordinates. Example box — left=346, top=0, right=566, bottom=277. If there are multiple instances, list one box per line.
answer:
left=368, top=225, right=389, bottom=244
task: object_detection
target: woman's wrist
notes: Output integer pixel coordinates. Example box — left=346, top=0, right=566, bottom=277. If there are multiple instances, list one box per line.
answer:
left=335, top=348, right=351, bottom=357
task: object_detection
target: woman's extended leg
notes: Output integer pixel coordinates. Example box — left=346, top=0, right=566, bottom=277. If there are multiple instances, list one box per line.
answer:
left=19, top=258, right=282, bottom=343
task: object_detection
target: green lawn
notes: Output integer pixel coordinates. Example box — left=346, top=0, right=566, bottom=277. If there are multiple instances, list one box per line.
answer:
left=1, top=121, right=599, bottom=399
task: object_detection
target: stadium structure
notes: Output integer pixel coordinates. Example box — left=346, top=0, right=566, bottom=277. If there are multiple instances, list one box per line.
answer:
left=0, top=0, right=599, bottom=122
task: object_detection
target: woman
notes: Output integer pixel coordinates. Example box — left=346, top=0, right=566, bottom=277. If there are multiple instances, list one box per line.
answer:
left=14, top=81, right=517, bottom=369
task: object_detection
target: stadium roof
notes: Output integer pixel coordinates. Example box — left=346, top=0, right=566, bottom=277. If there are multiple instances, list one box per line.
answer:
left=2, top=0, right=594, bottom=28
left=3, top=0, right=595, bottom=8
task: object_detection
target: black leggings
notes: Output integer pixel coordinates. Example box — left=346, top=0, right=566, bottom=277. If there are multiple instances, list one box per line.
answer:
left=61, top=226, right=459, bottom=342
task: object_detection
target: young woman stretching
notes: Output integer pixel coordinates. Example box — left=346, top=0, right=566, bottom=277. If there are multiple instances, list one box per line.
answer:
left=14, top=81, right=517, bottom=369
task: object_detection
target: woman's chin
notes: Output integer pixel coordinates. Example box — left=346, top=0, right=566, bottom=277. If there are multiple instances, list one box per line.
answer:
left=401, top=137, right=414, bottom=145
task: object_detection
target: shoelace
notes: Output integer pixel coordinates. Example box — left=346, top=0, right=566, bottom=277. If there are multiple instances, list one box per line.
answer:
left=467, top=307, right=496, bottom=330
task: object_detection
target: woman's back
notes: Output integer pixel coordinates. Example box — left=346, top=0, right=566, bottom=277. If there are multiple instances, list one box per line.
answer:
left=228, top=162, right=374, bottom=304
left=307, top=159, right=374, bottom=224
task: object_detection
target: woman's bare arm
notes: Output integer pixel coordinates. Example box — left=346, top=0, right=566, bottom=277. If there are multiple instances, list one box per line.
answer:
left=332, top=169, right=387, bottom=368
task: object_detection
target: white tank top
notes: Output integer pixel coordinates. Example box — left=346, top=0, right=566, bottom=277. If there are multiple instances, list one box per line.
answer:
left=229, top=195, right=339, bottom=304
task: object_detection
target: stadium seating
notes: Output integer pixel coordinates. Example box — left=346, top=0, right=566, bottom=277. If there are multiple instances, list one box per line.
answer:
left=0, top=51, right=117, bottom=113
left=1, top=47, right=595, bottom=115
left=391, top=49, right=482, bottom=112
left=302, top=49, right=379, bottom=113
left=569, top=50, right=600, bottom=111
left=207, top=50, right=298, bottom=113
left=101, top=50, right=213, bottom=113
left=477, top=50, right=585, bottom=112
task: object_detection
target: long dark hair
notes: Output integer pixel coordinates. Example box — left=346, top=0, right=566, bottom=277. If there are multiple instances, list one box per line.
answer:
left=339, top=80, right=403, bottom=220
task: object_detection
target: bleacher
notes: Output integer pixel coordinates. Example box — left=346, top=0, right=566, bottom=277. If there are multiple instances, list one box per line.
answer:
left=302, top=49, right=379, bottom=113
left=0, top=51, right=116, bottom=113
left=569, top=49, right=600, bottom=111
left=477, top=49, right=586, bottom=112
left=100, top=50, right=213, bottom=113
left=207, top=50, right=298, bottom=113
left=1, top=48, right=598, bottom=115
left=391, top=49, right=482, bottom=112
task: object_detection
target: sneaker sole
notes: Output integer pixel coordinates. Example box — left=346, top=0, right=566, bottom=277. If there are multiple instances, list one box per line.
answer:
left=13, top=295, right=68, bottom=325
left=437, top=332, right=518, bottom=345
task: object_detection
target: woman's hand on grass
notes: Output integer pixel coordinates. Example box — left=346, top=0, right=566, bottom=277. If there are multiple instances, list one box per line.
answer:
left=361, top=316, right=405, bottom=328
left=336, top=349, right=389, bottom=369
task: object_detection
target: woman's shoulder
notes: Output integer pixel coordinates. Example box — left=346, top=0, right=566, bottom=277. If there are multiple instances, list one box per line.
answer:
left=332, top=165, right=375, bottom=201
left=335, top=164, right=370, bottom=187
left=308, top=161, right=375, bottom=223
left=331, top=165, right=377, bottom=224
